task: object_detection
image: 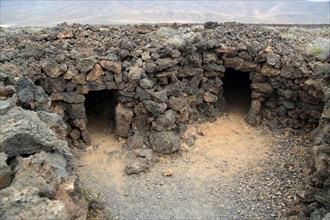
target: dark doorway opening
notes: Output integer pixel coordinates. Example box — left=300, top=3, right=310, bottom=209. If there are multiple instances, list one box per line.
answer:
left=85, top=90, right=118, bottom=134
left=223, top=68, right=252, bottom=115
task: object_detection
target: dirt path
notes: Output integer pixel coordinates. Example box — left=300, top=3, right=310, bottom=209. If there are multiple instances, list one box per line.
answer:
left=76, top=110, right=307, bottom=219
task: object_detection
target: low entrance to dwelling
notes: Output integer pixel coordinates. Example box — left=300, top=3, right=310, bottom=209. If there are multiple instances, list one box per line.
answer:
left=84, top=90, right=118, bottom=135
left=223, top=68, right=252, bottom=115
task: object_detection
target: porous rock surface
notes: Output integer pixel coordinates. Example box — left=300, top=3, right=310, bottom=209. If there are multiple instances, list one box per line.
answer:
left=0, top=72, right=88, bottom=219
left=0, top=107, right=71, bottom=157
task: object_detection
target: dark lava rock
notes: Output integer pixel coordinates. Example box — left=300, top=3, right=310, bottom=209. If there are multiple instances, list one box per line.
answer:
left=125, top=158, right=149, bottom=175
left=149, top=131, right=180, bottom=154
left=40, top=59, right=67, bottom=78
left=143, top=100, right=167, bottom=117
left=15, top=77, right=50, bottom=111
left=0, top=107, right=71, bottom=158
left=76, top=57, right=97, bottom=74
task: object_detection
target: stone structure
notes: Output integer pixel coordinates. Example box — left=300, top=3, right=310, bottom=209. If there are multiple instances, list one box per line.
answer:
left=0, top=22, right=329, bottom=218
left=14, top=24, right=324, bottom=152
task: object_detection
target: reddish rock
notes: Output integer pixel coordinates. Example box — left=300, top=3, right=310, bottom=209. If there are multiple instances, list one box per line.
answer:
left=115, top=103, right=133, bottom=137
left=72, top=74, right=87, bottom=85
left=260, top=65, right=281, bottom=77
left=99, top=60, right=122, bottom=74
left=251, top=83, right=274, bottom=94
left=40, top=59, right=67, bottom=79
left=203, top=92, right=218, bottom=103
left=86, top=64, right=104, bottom=81
left=57, top=30, right=73, bottom=39
left=224, top=57, right=256, bottom=72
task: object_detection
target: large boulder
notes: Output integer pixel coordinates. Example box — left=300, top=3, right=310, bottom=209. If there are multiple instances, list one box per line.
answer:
left=0, top=186, right=69, bottom=220
left=0, top=150, right=76, bottom=220
left=149, top=131, right=180, bottom=154
left=0, top=107, right=71, bottom=158
left=15, top=77, right=50, bottom=111
left=37, top=111, right=69, bottom=139
left=12, top=154, right=58, bottom=198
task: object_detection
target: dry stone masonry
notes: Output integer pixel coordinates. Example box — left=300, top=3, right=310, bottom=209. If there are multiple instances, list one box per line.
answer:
left=0, top=22, right=329, bottom=218
left=3, top=23, right=326, bottom=150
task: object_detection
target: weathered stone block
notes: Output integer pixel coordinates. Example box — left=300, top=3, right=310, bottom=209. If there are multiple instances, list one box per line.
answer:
left=115, top=103, right=133, bottom=137
left=168, top=96, right=188, bottom=111
left=251, top=83, right=274, bottom=94
left=247, top=44, right=263, bottom=57
left=38, top=77, right=67, bottom=93
left=149, top=131, right=180, bottom=154
left=86, top=64, right=104, bottom=81
left=143, top=100, right=167, bottom=117
left=16, top=77, right=50, bottom=111
left=155, top=58, right=179, bottom=71
left=68, top=104, right=85, bottom=119
left=76, top=58, right=96, bottom=74
left=224, top=57, right=256, bottom=72
left=260, top=65, right=280, bottom=77
left=203, top=92, right=218, bottom=103
left=156, top=109, right=176, bottom=127
left=41, top=59, right=67, bottom=78
left=125, top=133, right=144, bottom=150
left=128, top=67, right=144, bottom=82
left=0, top=186, right=69, bottom=220
left=51, top=92, right=85, bottom=104
left=245, top=99, right=261, bottom=125
left=99, top=60, right=122, bottom=74
left=125, top=158, right=149, bottom=175
left=0, top=107, right=71, bottom=158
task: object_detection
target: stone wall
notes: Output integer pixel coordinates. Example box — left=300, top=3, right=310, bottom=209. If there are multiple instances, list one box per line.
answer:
left=3, top=24, right=321, bottom=153
left=299, top=63, right=330, bottom=218
left=0, top=23, right=329, bottom=217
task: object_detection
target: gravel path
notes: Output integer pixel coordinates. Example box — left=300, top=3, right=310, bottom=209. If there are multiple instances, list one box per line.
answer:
left=76, top=111, right=309, bottom=220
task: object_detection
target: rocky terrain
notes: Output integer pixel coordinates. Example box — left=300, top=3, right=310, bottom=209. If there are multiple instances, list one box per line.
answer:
left=0, top=22, right=329, bottom=219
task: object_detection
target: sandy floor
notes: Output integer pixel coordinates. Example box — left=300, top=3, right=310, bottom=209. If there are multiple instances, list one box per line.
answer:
left=76, top=103, right=307, bottom=219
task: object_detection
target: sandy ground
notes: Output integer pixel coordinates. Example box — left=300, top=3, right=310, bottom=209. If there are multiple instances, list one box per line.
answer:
left=75, top=101, right=307, bottom=219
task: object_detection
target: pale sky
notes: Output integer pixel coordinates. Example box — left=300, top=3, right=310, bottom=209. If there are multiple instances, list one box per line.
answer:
left=1, top=0, right=329, bottom=27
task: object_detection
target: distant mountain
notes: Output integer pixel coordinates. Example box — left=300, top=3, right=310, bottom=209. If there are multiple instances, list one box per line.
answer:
left=1, top=0, right=329, bottom=27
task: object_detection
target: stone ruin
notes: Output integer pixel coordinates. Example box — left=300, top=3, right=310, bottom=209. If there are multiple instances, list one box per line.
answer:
left=32, top=25, right=326, bottom=151
left=0, top=22, right=329, bottom=218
